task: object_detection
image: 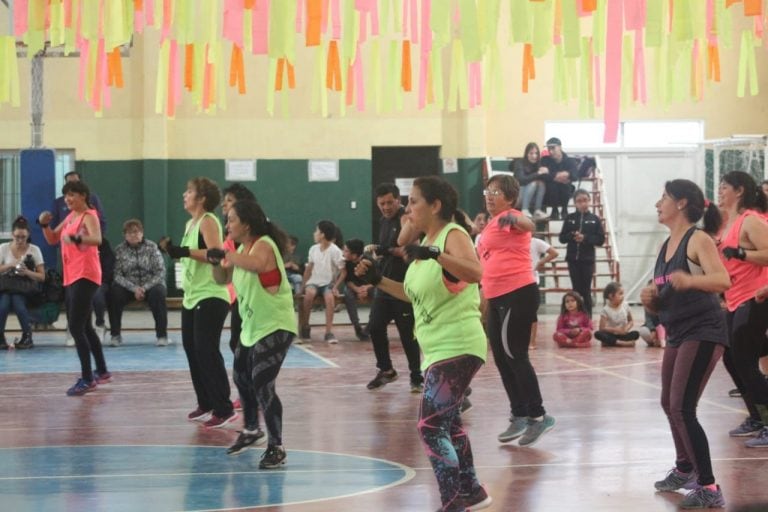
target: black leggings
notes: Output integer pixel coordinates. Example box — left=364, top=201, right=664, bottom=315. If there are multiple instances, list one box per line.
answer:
left=369, top=296, right=422, bottom=382
left=661, top=340, right=723, bottom=486
left=233, top=330, right=293, bottom=446
left=66, top=279, right=107, bottom=381
left=486, top=283, right=545, bottom=419
left=724, top=299, right=768, bottom=423
left=181, top=298, right=232, bottom=418
left=567, top=260, right=594, bottom=315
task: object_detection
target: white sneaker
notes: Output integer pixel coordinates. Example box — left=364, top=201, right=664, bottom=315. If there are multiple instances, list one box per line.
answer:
left=65, top=334, right=75, bottom=347
left=533, top=209, right=550, bottom=220
left=108, top=335, right=122, bottom=347
left=156, top=337, right=170, bottom=346
left=324, top=332, right=338, bottom=344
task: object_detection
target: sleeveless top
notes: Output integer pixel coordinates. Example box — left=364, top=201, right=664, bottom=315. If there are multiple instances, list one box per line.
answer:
left=403, top=223, right=487, bottom=370
left=654, top=226, right=728, bottom=348
left=60, top=209, right=101, bottom=287
left=232, top=236, right=297, bottom=346
left=180, top=212, right=229, bottom=309
left=719, top=210, right=768, bottom=312
left=476, top=208, right=535, bottom=299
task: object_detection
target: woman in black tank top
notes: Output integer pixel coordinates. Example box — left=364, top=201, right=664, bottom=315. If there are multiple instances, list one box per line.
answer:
left=641, top=180, right=730, bottom=509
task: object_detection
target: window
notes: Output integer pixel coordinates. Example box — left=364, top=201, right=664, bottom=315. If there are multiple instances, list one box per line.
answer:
left=545, top=120, right=703, bottom=150
left=0, top=149, right=76, bottom=237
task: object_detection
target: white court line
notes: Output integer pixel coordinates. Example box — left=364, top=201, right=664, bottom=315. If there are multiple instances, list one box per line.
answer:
left=290, top=344, right=339, bottom=367
left=549, top=352, right=745, bottom=414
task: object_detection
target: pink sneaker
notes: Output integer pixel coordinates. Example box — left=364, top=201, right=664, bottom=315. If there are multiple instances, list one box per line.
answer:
left=94, top=371, right=112, bottom=384
left=233, top=398, right=242, bottom=411
left=203, top=411, right=239, bottom=429
left=187, top=407, right=212, bottom=422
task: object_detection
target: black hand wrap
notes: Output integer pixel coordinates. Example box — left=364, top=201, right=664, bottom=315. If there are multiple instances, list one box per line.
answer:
left=722, top=246, right=746, bottom=261
left=404, top=244, right=440, bottom=261
left=206, top=248, right=226, bottom=265
left=497, top=213, right=518, bottom=229
left=357, top=256, right=382, bottom=286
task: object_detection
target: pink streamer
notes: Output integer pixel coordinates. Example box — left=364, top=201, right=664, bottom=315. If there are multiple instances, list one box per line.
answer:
left=295, top=0, right=304, bottom=33
left=331, top=0, right=341, bottom=39
left=224, top=0, right=244, bottom=48
left=706, top=0, right=717, bottom=45
left=576, top=0, right=589, bottom=17
left=370, top=0, right=379, bottom=35
left=469, top=61, right=482, bottom=108
left=410, top=0, right=418, bottom=44
left=252, top=0, right=270, bottom=54
left=358, top=1, right=368, bottom=43
left=321, top=0, right=329, bottom=33
left=78, top=39, right=89, bottom=102
left=169, top=39, right=179, bottom=112
left=624, top=0, right=646, bottom=31
left=161, top=0, right=172, bottom=40
left=633, top=29, right=646, bottom=103
left=420, top=0, right=431, bottom=55
left=603, top=0, right=623, bottom=142
left=145, top=0, right=155, bottom=27
left=354, top=46, right=365, bottom=110
left=91, top=38, right=106, bottom=110
left=134, top=0, right=146, bottom=33
left=755, top=14, right=764, bottom=40
left=418, top=54, right=428, bottom=108
left=13, top=0, right=28, bottom=36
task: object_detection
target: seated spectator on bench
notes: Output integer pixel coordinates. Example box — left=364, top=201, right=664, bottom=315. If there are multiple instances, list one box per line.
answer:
left=283, top=235, right=304, bottom=296
left=333, top=238, right=372, bottom=341
left=0, top=216, right=45, bottom=350
left=107, top=219, right=169, bottom=347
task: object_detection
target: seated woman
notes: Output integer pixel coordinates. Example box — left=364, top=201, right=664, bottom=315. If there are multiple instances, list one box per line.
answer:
left=107, top=219, right=168, bottom=346
left=0, top=216, right=46, bottom=349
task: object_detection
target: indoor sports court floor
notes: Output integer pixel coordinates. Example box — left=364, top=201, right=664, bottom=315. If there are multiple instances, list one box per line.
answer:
left=0, top=309, right=765, bottom=512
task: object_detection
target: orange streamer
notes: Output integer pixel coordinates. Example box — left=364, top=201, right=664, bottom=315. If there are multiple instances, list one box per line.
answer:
left=725, top=0, right=741, bottom=7
left=286, top=61, right=295, bottom=89
left=522, top=43, right=535, bottom=93
left=554, top=0, right=562, bottom=42
left=581, top=0, right=597, bottom=12
left=244, top=0, right=256, bottom=8
left=230, top=44, right=246, bottom=93
left=134, top=0, right=143, bottom=11
left=326, top=40, right=342, bottom=90
left=275, top=58, right=285, bottom=91
left=107, top=47, right=124, bottom=88
left=184, top=44, right=194, bottom=91
left=744, top=0, right=762, bottom=16
left=707, top=43, right=721, bottom=82
left=306, top=0, right=322, bottom=46
left=401, top=40, right=412, bottom=91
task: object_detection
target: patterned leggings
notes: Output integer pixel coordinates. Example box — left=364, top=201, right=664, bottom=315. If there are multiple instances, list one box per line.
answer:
left=417, top=354, right=483, bottom=509
left=233, top=330, right=293, bottom=446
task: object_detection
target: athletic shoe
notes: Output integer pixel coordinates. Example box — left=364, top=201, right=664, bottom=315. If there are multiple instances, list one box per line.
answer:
left=233, top=398, right=242, bottom=411
left=227, top=429, right=267, bottom=455
left=533, top=209, right=550, bottom=221
left=65, top=334, right=75, bottom=347
left=66, top=378, right=97, bottom=396
left=94, top=371, right=113, bottom=384
left=366, top=369, right=398, bottom=390
left=324, top=332, right=338, bottom=344
left=679, top=485, right=725, bottom=509
left=187, top=407, right=213, bottom=422
left=497, top=416, right=529, bottom=443
left=259, top=445, right=287, bottom=469
left=460, top=397, right=473, bottom=414
left=156, top=337, right=169, bottom=346
left=97, top=324, right=109, bottom=343
left=410, top=380, right=424, bottom=393
left=298, top=326, right=311, bottom=344
left=518, top=415, right=556, bottom=447
left=745, top=426, right=768, bottom=448
left=728, top=417, right=763, bottom=437
left=459, top=484, right=493, bottom=510
left=728, top=388, right=742, bottom=398
left=354, top=324, right=370, bottom=341
left=654, top=468, right=699, bottom=492
left=108, top=335, right=122, bottom=347
left=203, top=411, right=238, bottom=429
left=14, top=332, right=34, bottom=350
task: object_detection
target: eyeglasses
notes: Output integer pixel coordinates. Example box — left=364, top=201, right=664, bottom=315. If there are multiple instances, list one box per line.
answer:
left=483, top=189, right=504, bottom=197
left=12, top=236, right=27, bottom=241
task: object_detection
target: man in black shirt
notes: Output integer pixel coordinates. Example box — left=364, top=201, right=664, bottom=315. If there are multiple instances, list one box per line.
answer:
left=541, top=137, right=578, bottom=220
left=364, top=183, right=423, bottom=392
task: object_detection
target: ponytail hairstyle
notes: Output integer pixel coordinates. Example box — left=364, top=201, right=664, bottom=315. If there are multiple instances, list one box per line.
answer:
left=453, top=208, right=474, bottom=236
left=231, top=200, right=288, bottom=256
left=603, top=281, right=622, bottom=304
left=664, top=179, right=722, bottom=236
left=721, top=171, right=768, bottom=214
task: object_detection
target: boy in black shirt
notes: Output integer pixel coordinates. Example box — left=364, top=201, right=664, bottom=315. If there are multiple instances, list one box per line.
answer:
left=333, top=238, right=372, bottom=340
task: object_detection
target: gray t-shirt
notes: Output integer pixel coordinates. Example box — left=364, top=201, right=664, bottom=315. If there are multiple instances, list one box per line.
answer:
left=0, top=242, right=44, bottom=268
left=600, top=302, right=630, bottom=329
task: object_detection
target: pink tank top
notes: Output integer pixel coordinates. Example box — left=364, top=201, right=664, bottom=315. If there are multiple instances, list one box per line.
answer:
left=476, top=208, right=535, bottom=299
left=720, top=210, right=768, bottom=311
left=60, top=209, right=102, bottom=287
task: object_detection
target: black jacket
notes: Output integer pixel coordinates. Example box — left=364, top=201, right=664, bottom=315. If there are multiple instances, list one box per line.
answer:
left=558, top=210, right=605, bottom=262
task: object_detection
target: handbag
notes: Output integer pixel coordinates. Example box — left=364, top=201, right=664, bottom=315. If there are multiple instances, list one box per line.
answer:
left=0, top=272, right=40, bottom=296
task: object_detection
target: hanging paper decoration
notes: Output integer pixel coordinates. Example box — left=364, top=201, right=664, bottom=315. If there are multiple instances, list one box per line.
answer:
left=2, top=0, right=767, bottom=139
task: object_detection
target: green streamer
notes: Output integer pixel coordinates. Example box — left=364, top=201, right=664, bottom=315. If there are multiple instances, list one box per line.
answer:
left=578, top=37, right=593, bottom=118
left=431, top=45, right=444, bottom=109
left=646, top=0, right=663, bottom=48
left=459, top=0, right=481, bottom=63
left=672, top=0, right=693, bottom=42
left=592, top=0, right=606, bottom=55
left=509, top=0, right=531, bottom=44
left=431, top=0, right=451, bottom=49
left=531, top=0, right=553, bottom=59
left=553, top=44, right=565, bottom=102
left=562, top=0, right=581, bottom=58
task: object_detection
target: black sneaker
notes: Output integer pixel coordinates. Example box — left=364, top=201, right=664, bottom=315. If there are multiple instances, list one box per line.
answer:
left=550, top=209, right=560, bottom=221
left=367, top=369, right=398, bottom=390
left=460, top=397, right=473, bottom=414
left=259, top=445, right=286, bottom=469
left=14, top=332, right=33, bottom=350
left=354, top=324, right=370, bottom=341
left=227, top=429, right=267, bottom=455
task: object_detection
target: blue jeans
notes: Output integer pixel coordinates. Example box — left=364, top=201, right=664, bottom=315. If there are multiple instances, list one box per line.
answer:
left=0, top=292, right=32, bottom=336
left=519, top=180, right=546, bottom=213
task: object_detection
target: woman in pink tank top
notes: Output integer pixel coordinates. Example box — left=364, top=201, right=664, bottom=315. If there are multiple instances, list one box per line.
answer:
left=717, top=171, right=768, bottom=446
left=39, top=180, right=109, bottom=397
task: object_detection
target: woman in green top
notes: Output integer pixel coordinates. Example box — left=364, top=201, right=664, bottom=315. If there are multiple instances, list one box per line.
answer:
left=160, top=177, right=234, bottom=429
left=209, top=200, right=296, bottom=469
left=357, top=176, right=491, bottom=512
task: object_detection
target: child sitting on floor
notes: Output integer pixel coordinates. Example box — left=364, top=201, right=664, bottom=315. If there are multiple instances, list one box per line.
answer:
left=553, top=291, right=593, bottom=348
left=594, top=282, right=640, bottom=347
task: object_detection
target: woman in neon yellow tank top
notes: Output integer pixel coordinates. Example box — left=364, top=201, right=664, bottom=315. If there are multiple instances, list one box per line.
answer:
left=159, top=177, right=235, bottom=429
left=209, top=199, right=296, bottom=468
left=356, top=176, right=491, bottom=512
